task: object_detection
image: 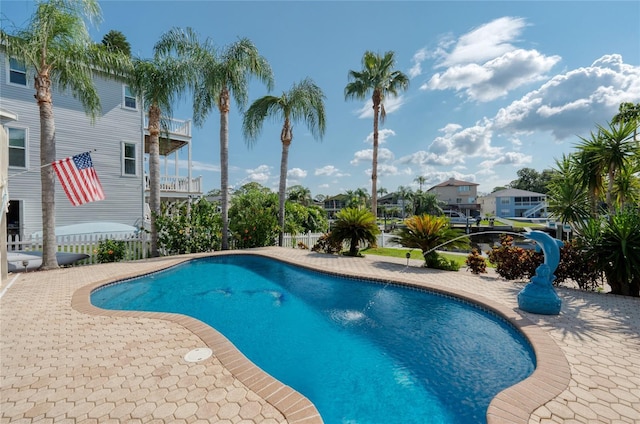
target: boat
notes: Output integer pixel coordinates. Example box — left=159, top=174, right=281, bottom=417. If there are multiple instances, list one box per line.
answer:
left=7, top=251, right=90, bottom=272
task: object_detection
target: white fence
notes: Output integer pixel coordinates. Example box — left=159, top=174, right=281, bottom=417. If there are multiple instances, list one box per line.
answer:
left=5, top=231, right=397, bottom=269
left=6, top=233, right=149, bottom=265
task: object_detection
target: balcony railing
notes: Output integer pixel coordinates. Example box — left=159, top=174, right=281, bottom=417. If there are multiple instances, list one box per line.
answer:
left=144, top=175, right=202, bottom=194
left=144, top=115, right=191, bottom=137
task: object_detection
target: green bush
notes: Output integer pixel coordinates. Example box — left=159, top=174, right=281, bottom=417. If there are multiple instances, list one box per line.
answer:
left=96, top=239, right=126, bottom=263
left=154, top=198, right=222, bottom=254
left=229, top=185, right=279, bottom=248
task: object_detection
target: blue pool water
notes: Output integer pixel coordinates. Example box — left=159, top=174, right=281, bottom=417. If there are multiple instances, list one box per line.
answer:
left=92, top=255, right=535, bottom=424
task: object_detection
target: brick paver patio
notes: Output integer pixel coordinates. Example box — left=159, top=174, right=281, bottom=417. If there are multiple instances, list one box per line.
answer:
left=1, top=248, right=639, bottom=423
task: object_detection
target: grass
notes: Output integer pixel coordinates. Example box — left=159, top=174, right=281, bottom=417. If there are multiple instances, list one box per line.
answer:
left=360, top=247, right=469, bottom=268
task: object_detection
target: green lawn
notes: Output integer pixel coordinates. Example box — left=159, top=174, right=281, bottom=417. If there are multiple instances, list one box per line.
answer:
left=360, top=247, right=469, bottom=267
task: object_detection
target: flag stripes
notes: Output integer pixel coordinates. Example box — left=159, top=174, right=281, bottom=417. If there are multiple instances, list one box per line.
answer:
left=52, top=152, right=105, bottom=206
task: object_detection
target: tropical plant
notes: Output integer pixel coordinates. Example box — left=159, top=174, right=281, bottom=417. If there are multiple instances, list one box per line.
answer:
left=101, top=29, right=131, bottom=56
left=345, top=51, right=409, bottom=217
left=486, top=235, right=542, bottom=281
left=576, top=208, right=640, bottom=297
left=228, top=184, right=279, bottom=248
left=391, top=214, right=469, bottom=269
left=412, top=191, right=444, bottom=216
left=156, top=29, right=274, bottom=250
left=578, top=119, right=639, bottom=212
left=311, top=233, right=343, bottom=254
left=95, top=239, right=126, bottom=263
left=287, top=185, right=313, bottom=206
left=127, top=29, right=199, bottom=257
left=414, top=176, right=427, bottom=191
left=243, top=78, right=326, bottom=247
left=465, top=249, right=487, bottom=274
left=612, top=102, right=640, bottom=141
left=154, top=198, right=222, bottom=254
left=396, top=185, right=413, bottom=218
left=547, top=155, right=591, bottom=236
left=329, top=207, right=380, bottom=257
left=0, top=0, right=131, bottom=269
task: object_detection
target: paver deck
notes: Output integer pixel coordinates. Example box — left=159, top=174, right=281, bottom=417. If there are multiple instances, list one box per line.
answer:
left=1, top=248, right=639, bottom=423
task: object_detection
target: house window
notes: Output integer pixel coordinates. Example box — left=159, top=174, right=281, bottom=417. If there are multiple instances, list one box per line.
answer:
left=9, top=58, right=27, bottom=86
left=123, top=85, right=137, bottom=109
left=458, top=185, right=470, bottom=193
left=122, top=142, right=137, bottom=175
left=8, top=127, right=27, bottom=168
left=500, top=198, right=510, bottom=205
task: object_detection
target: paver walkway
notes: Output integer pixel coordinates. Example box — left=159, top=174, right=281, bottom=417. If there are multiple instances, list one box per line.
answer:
left=1, top=248, right=639, bottom=423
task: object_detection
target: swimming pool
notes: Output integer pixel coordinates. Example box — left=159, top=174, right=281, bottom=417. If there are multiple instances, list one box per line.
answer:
left=92, top=255, right=536, bottom=423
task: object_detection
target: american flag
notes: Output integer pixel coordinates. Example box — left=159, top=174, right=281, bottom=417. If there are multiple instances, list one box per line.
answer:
left=52, top=152, right=105, bottom=206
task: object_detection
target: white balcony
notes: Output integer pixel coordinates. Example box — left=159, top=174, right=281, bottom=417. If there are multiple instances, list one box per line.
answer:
left=145, top=174, right=202, bottom=196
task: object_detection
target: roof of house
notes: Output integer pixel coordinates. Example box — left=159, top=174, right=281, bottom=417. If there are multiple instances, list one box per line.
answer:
left=484, top=188, right=546, bottom=198
left=428, top=178, right=479, bottom=190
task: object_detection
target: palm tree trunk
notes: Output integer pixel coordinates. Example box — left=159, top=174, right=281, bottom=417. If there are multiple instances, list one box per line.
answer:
left=278, top=120, right=292, bottom=247
left=219, top=89, right=230, bottom=250
left=36, top=69, right=58, bottom=270
left=371, top=100, right=380, bottom=218
left=148, top=104, right=161, bottom=257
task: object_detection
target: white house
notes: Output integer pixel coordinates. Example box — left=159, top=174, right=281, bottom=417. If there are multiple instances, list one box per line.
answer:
left=1, top=52, right=202, bottom=239
left=479, top=188, right=547, bottom=218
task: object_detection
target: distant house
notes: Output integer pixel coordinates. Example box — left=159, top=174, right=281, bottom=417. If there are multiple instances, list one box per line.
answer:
left=323, top=194, right=349, bottom=218
left=426, top=178, right=480, bottom=217
left=479, top=188, right=547, bottom=218
left=1, top=51, right=201, bottom=238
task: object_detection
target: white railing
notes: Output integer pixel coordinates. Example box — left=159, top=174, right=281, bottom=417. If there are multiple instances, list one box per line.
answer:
left=144, top=175, right=202, bottom=194
left=523, top=202, right=547, bottom=218
left=7, top=233, right=149, bottom=266
left=144, top=116, right=191, bottom=137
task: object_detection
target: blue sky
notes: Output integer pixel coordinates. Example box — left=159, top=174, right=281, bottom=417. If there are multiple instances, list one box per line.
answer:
left=3, top=1, right=639, bottom=197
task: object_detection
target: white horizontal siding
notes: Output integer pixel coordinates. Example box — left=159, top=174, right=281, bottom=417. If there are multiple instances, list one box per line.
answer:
left=2, top=52, right=144, bottom=237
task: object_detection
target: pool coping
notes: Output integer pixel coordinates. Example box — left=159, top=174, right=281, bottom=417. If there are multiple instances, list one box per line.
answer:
left=71, top=250, right=571, bottom=424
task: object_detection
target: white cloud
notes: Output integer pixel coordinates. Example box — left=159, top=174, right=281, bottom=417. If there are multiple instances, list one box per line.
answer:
left=350, top=148, right=395, bottom=166
left=409, top=48, right=428, bottom=78
left=438, top=17, right=528, bottom=67
left=493, top=54, right=640, bottom=140
left=287, top=168, right=307, bottom=179
left=364, top=128, right=396, bottom=145
left=315, top=165, right=349, bottom=177
left=245, top=164, right=271, bottom=184
left=356, top=95, right=406, bottom=119
left=173, top=159, right=220, bottom=172
left=478, top=152, right=532, bottom=169
left=421, top=17, right=561, bottom=102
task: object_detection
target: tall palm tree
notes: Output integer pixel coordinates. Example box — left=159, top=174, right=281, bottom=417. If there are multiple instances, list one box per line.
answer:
left=547, top=155, right=591, bottom=234
left=128, top=31, right=199, bottom=256
left=396, top=185, right=413, bottom=219
left=0, top=0, right=130, bottom=269
left=580, top=120, right=638, bottom=212
left=345, top=51, right=409, bottom=217
left=287, top=185, right=313, bottom=206
left=156, top=29, right=274, bottom=250
left=414, top=175, right=427, bottom=192
left=412, top=191, right=443, bottom=216
left=243, top=78, right=326, bottom=246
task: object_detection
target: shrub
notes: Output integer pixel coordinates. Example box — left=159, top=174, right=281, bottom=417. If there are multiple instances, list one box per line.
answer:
left=329, top=208, right=379, bottom=257
left=465, top=249, right=487, bottom=274
left=155, top=198, right=222, bottom=255
left=312, top=232, right=343, bottom=254
left=486, top=235, right=542, bottom=281
left=554, top=241, right=602, bottom=291
left=424, top=251, right=460, bottom=271
left=229, top=186, right=279, bottom=248
left=96, top=239, right=126, bottom=263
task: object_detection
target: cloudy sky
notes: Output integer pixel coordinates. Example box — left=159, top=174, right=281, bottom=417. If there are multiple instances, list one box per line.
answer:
left=3, top=0, right=639, bottom=196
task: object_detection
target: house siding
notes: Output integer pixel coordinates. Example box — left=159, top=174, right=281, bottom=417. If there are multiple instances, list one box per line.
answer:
left=2, top=52, right=144, bottom=237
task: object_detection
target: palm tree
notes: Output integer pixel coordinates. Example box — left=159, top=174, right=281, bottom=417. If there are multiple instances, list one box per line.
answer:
left=391, top=214, right=469, bottom=267
left=128, top=31, right=199, bottom=256
left=412, top=191, right=444, bottom=216
left=329, top=207, right=380, bottom=256
left=612, top=102, right=640, bottom=142
left=547, top=155, right=591, bottom=236
left=345, top=51, right=409, bottom=217
left=0, top=0, right=131, bottom=269
left=157, top=29, right=274, bottom=250
left=396, top=185, right=413, bottom=218
left=243, top=79, right=326, bottom=246
left=580, top=120, right=638, bottom=212
left=287, top=185, right=313, bottom=206
left=414, top=175, right=427, bottom=192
